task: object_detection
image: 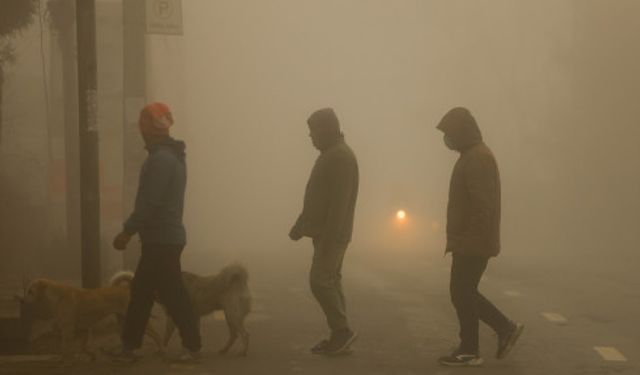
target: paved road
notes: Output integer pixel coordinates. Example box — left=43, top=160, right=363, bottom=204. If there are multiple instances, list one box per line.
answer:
left=1, top=249, right=637, bottom=375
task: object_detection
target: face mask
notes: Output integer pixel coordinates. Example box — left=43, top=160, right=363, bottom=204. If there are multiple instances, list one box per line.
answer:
left=444, top=134, right=456, bottom=150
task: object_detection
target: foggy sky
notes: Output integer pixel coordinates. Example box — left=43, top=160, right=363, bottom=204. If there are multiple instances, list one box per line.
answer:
left=141, top=0, right=640, bottom=273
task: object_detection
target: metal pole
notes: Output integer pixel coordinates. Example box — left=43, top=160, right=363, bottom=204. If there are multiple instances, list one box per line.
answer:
left=75, top=0, right=101, bottom=288
left=122, top=0, right=147, bottom=270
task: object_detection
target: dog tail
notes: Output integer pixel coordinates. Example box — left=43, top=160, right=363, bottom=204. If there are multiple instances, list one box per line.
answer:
left=218, top=263, right=249, bottom=289
left=218, top=263, right=252, bottom=314
left=109, top=270, right=135, bottom=288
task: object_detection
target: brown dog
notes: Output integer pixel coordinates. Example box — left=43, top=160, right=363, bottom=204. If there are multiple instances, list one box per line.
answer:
left=161, top=264, right=252, bottom=356
left=16, top=271, right=164, bottom=359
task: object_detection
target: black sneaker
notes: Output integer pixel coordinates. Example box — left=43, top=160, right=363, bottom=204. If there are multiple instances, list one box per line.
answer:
left=438, top=352, right=484, bottom=367
left=105, top=347, right=138, bottom=364
left=323, top=329, right=358, bottom=356
left=497, top=321, right=524, bottom=359
left=310, top=339, right=330, bottom=354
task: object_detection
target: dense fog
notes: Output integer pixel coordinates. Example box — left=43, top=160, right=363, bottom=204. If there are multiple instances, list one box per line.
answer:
left=1, top=1, right=639, bottom=372
left=138, top=1, right=640, bottom=278
left=1, top=0, right=639, bottom=290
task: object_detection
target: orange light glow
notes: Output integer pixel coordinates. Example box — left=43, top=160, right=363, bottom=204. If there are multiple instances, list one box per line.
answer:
left=396, top=210, right=407, bottom=220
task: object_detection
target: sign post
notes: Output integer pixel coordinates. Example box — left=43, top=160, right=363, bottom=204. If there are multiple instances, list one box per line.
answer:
left=146, top=0, right=183, bottom=35
left=122, top=0, right=147, bottom=270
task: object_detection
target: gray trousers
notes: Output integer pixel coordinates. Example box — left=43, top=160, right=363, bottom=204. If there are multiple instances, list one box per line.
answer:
left=310, top=239, right=350, bottom=333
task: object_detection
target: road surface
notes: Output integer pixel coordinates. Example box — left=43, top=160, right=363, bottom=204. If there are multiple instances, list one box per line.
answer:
left=1, top=248, right=637, bottom=375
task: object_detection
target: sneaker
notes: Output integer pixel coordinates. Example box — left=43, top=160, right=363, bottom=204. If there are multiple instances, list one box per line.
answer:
left=497, top=321, right=524, bottom=359
left=105, top=347, right=138, bottom=364
left=310, top=339, right=330, bottom=354
left=438, top=352, right=484, bottom=367
left=323, top=329, right=358, bottom=356
left=175, top=348, right=202, bottom=363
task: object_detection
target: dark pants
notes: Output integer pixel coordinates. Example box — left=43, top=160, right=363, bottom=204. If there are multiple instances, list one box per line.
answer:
left=450, top=253, right=510, bottom=354
left=310, top=239, right=349, bottom=333
left=122, top=244, right=201, bottom=352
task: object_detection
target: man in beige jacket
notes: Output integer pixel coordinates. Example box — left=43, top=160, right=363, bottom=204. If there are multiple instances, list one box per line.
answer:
left=436, top=107, right=523, bottom=367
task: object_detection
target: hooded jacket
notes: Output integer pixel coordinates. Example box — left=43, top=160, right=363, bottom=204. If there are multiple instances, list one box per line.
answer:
left=437, top=108, right=501, bottom=257
left=293, top=135, right=359, bottom=244
left=124, top=137, right=187, bottom=245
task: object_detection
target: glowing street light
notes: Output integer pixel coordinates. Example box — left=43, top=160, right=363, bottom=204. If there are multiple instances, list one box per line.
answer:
left=396, top=210, right=407, bottom=221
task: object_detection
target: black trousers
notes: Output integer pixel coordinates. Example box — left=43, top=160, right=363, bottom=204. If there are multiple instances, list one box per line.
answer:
left=450, top=253, right=510, bottom=354
left=122, top=244, right=201, bottom=352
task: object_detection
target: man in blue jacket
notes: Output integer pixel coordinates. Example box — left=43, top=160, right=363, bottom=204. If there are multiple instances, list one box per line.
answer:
left=111, top=102, right=200, bottom=362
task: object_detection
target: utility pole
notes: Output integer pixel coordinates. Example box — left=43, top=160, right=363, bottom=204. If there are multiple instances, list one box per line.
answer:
left=48, top=0, right=81, bottom=267
left=122, top=0, right=147, bottom=270
left=75, top=0, right=101, bottom=288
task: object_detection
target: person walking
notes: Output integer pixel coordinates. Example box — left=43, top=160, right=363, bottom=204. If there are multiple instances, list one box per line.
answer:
left=111, top=102, right=201, bottom=362
left=436, top=107, right=523, bottom=367
left=289, top=108, right=359, bottom=356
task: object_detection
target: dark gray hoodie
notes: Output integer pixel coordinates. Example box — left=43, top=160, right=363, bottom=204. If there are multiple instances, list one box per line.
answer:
left=293, top=109, right=359, bottom=244
left=124, top=137, right=187, bottom=245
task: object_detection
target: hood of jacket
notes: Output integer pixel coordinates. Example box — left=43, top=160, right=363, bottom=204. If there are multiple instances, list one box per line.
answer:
left=436, top=107, right=483, bottom=152
left=308, top=107, right=343, bottom=151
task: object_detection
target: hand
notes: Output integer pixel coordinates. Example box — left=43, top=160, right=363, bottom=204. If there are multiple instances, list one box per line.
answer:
left=113, top=232, right=132, bottom=251
left=289, top=225, right=303, bottom=241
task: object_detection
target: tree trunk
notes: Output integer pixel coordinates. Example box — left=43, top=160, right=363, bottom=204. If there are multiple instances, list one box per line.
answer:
left=0, top=64, right=4, bottom=144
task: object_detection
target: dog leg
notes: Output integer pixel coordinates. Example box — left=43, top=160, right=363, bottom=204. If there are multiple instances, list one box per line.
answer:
left=219, top=316, right=238, bottom=355
left=60, top=327, right=77, bottom=361
left=195, top=316, right=202, bottom=345
left=144, top=324, right=165, bottom=354
left=115, top=314, right=125, bottom=337
left=55, top=311, right=77, bottom=360
left=238, top=318, right=250, bottom=357
left=163, top=316, right=176, bottom=347
left=221, top=305, right=250, bottom=356
left=78, top=329, right=96, bottom=362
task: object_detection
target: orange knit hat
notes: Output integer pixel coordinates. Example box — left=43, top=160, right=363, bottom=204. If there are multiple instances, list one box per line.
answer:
left=139, top=102, right=173, bottom=136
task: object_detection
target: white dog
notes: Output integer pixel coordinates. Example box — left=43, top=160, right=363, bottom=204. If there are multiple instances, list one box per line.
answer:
left=161, top=264, right=252, bottom=356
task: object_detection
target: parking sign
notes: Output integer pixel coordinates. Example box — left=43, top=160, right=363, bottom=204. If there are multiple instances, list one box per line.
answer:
left=146, top=0, right=183, bottom=35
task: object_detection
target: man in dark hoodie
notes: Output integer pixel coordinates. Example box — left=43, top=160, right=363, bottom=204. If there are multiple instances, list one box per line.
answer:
left=436, top=107, right=523, bottom=367
left=111, top=102, right=201, bottom=362
left=290, top=108, right=359, bottom=356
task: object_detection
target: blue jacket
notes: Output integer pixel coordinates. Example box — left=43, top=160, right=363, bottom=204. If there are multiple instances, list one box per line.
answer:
left=124, top=138, right=187, bottom=245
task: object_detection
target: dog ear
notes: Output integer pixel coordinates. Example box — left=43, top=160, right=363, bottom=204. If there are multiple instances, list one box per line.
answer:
left=34, top=281, right=47, bottom=295
left=24, top=280, right=46, bottom=299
